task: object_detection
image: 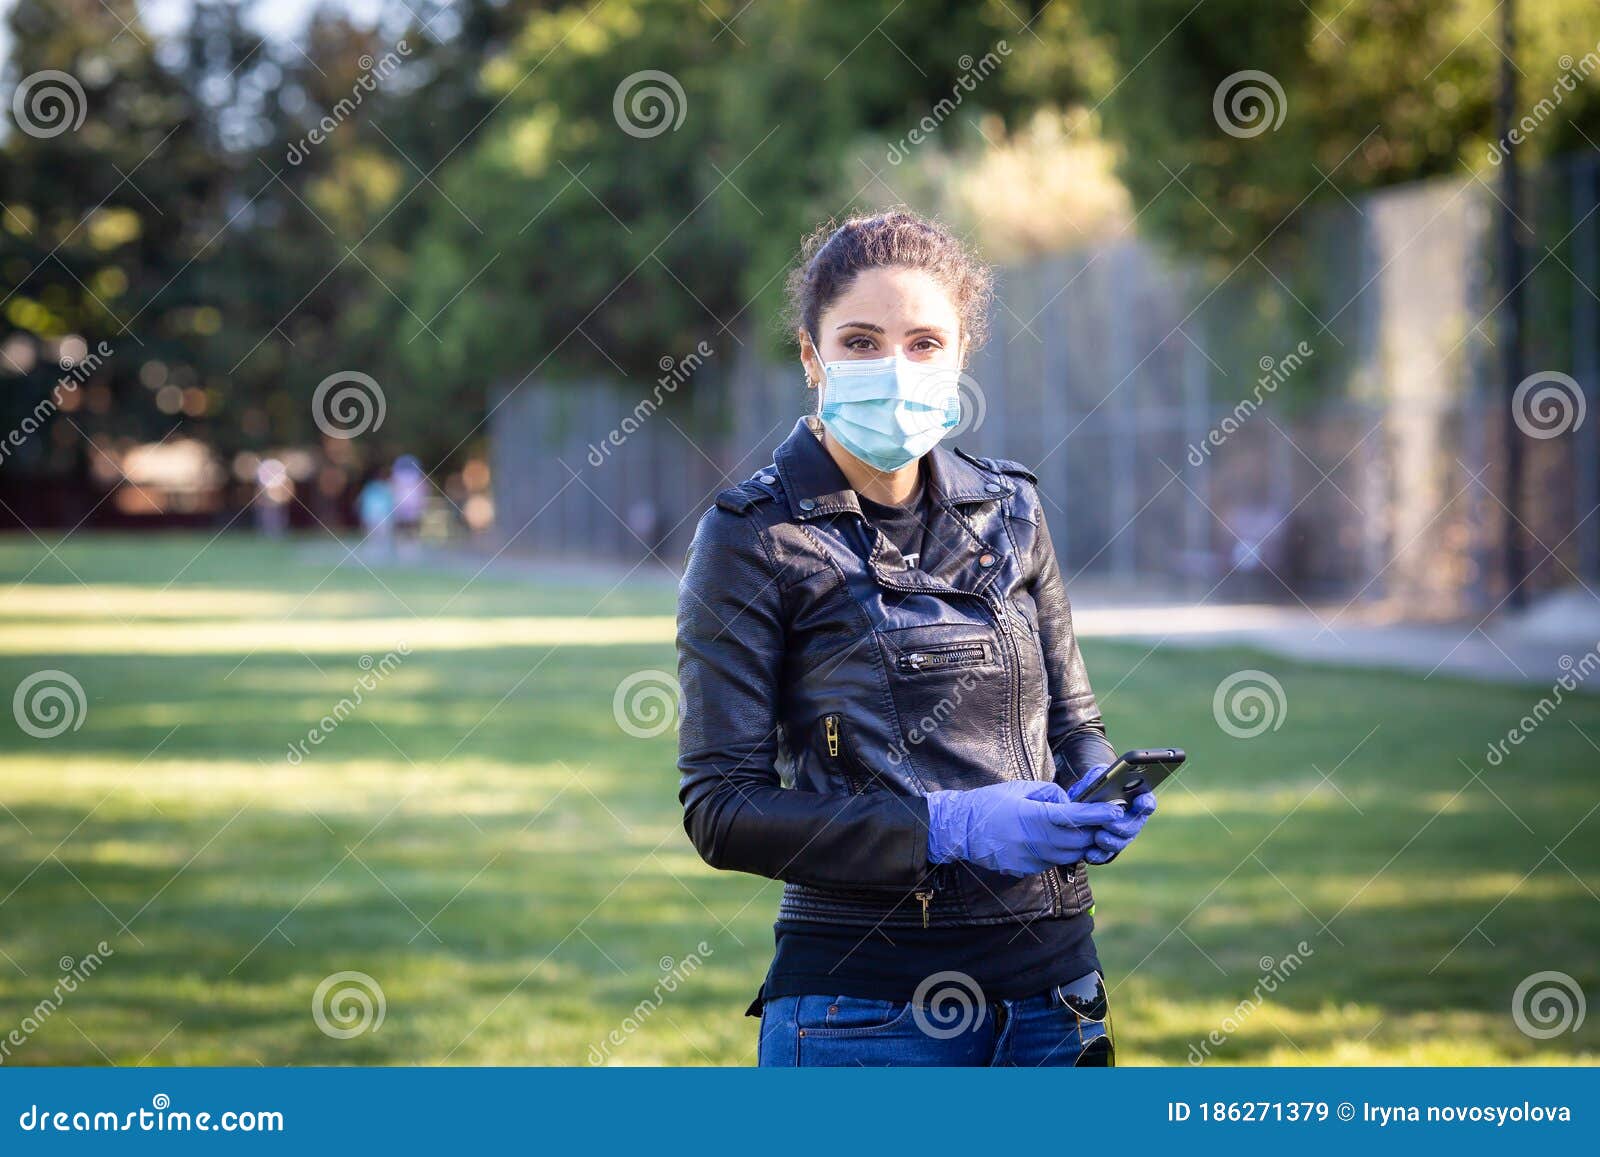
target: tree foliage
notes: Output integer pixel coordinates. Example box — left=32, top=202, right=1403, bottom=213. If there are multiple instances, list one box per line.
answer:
left=1, top=0, right=1596, bottom=480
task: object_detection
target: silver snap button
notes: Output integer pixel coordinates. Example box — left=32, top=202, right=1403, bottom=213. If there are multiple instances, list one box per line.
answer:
left=985, top=482, right=1003, bottom=493
left=759, top=474, right=777, bottom=484
left=978, top=552, right=997, bottom=568
left=798, top=498, right=817, bottom=511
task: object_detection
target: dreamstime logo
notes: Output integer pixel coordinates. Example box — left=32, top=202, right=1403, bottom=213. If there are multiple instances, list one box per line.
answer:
left=1511, top=370, right=1585, bottom=439
left=924, top=366, right=987, bottom=439
left=885, top=42, right=1011, bottom=164
left=1511, top=970, right=1586, bottom=1039
left=612, top=670, right=680, bottom=738
left=285, top=645, right=410, bottom=765
left=1, top=340, right=114, bottom=470
left=1213, top=70, right=1287, bottom=139
left=613, top=70, right=686, bottom=139
left=1188, top=340, right=1314, bottom=464
left=285, top=40, right=412, bottom=165
left=587, top=941, right=713, bottom=1065
left=1188, top=941, right=1314, bottom=1063
left=12, top=70, right=87, bottom=139
left=587, top=340, right=715, bottom=466
left=911, top=970, right=985, bottom=1039
left=0, top=940, right=113, bottom=1065
left=1212, top=669, right=1286, bottom=739
left=888, top=668, right=986, bottom=765
left=312, top=970, right=386, bottom=1039
left=312, top=371, right=386, bottom=439
left=1485, top=643, right=1600, bottom=767
left=891, top=364, right=982, bottom=438
left=1487, top=39, right=1600, bottom=166
left=12, top=670, right=87, bottom=739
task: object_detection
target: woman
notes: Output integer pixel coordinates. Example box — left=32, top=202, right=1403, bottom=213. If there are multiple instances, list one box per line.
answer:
left=675, top=209, right=1157, bottom=1067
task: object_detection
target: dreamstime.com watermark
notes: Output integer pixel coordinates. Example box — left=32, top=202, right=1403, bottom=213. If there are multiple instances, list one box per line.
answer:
left=1485, top=643, right=1600, bottom=767
left=0, top=942, right=114, bottom=1064
left=0, top=341, right=112, bottom=469
left=285, top=645, right=410, bottom=764
left=17, top=1095, right=283, bottom=1134
left=1187, top=940, right=1314, bottom=1063
left=1188, top=340, right=1314, bottom=464
left=286, top=41, right=412, bottom=164
left=885, top=43, right=1011, bottom=165
left=587, top=341, right=714, bottom=466
left=1487, top=39, right=1600, bottom=166
left=587, top=942, right=713, bottom=1064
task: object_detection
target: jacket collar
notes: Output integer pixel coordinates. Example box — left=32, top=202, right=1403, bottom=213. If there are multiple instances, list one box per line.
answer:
left=772, top=415, right=1011, bottom=523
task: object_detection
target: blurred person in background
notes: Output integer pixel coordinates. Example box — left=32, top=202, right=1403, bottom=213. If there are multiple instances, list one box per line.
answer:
left=357, top=467, right=397, bottom=560
left=390, top=453, right=427, bottom=554
left=676, top=210, right=1158, bottom=1067
left=253, top=457, right=293, bottom=537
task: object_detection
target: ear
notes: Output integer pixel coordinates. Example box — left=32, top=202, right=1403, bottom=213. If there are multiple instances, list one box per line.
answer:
left=798, top=327, right=822, bottom=390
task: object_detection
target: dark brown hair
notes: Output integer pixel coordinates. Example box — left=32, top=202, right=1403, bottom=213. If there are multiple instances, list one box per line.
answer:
left=784, top=208, right=994, bottom=363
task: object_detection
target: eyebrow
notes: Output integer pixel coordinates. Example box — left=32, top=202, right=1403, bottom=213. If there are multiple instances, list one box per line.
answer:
left=833, top=322, right=950, bottom=336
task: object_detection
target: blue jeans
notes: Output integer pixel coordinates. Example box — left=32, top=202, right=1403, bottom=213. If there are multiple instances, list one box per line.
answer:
left=757, top=972, right=1114, bottom=1067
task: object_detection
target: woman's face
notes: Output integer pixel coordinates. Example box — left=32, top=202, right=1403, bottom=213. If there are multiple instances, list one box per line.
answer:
left=800, top=266, right=964, bottom=391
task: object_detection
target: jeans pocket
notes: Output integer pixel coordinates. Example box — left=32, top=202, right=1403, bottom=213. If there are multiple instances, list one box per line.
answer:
left=796, top=994, right=914, bottom=1036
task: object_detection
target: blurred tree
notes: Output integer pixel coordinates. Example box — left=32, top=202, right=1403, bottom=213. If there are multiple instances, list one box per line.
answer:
left=0, top=0, right=207, bottom=492
left=371, top=0, right=1102, bottom=451
left=1075, top=0, right=1600, bottom=262
left=5, top=0, right=1596, bottom=498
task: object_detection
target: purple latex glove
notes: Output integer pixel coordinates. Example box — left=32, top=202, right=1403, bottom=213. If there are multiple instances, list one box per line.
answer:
left=1067, top=765, right=1157, bottom=864
left=926, top=779, right=1131, bottom=877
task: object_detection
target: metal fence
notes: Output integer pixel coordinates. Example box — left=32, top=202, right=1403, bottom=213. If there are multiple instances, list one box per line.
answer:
left=492, top=152, right=1600, bottom=614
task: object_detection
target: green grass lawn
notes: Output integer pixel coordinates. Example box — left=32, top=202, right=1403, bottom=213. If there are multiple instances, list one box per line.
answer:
left=0, top=532, right=1595, bottom=1066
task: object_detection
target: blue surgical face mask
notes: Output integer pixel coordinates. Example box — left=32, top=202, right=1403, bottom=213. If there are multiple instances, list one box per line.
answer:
left=814, top=335, right=962, bottom=473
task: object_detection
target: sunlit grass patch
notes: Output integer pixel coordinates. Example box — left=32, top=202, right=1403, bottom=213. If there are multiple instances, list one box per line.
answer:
left=0, top=533, right=1595, bottom=1066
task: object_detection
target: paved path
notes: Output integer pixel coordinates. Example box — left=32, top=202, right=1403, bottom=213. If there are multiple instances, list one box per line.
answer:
left=1067, top=585, right=1600, bottom=690
left=311, top=542, right=1600, bottom=690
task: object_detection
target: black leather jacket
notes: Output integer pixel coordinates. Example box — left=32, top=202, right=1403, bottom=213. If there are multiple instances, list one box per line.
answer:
left=676, top=416, right=1115, bottom=929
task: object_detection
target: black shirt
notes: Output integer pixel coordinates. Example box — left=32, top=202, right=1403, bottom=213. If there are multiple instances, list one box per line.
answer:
left=755, top=465, right=1101, bottom=1010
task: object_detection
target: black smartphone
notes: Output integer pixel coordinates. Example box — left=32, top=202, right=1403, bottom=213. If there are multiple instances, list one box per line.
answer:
left=1075, top=748, right=1186, bottom=805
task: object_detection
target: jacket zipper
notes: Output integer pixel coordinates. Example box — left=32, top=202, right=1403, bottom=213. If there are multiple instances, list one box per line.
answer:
left=858, top=554, right=1059, bottom=921
left=822, top=713, right=868, bottom=795
left=827, top=712, right=936, bottom=924
left=895, top=641, right=990, bottom=673
left=990, top=591, right=1062, bottom=916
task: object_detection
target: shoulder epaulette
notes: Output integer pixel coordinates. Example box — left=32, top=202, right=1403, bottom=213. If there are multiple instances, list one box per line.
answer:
left=954, top=446, right=1038, bottom=485
left=714, top=469, right=782, bottom=515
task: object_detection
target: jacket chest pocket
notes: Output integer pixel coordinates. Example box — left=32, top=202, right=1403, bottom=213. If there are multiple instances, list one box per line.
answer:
left=877, top=624, right=1004, bottom=682
left=893, top=640, right=992, bottom=673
